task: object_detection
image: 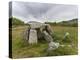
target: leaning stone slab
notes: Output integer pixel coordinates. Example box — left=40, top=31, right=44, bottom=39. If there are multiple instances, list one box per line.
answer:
left=43, top=31, right=53, bottom=42
left=28, top=29, right=37, bottom=44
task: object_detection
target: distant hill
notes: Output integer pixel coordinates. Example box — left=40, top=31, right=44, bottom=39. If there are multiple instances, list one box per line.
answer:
left=9, top=17, right=25, bottom=27
left=58, top=18, right=78, bottom=27
left=67, top=18, right=78, bottom=24
left=59, top=18, right=77, bottom=24
left=45, top=18, right=78, bottom=27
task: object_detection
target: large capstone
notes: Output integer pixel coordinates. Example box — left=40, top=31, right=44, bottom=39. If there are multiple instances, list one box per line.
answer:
left=28, top=21, right=44, bottom=29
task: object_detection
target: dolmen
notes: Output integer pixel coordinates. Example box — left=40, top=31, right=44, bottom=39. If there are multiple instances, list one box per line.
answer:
left=23, top=21, right=59, bottom=50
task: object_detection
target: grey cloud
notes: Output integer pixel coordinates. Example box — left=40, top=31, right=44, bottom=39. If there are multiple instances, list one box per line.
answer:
left=10, top=1, right=78, bottom=23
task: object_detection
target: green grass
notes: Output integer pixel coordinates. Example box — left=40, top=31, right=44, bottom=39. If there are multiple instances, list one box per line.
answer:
left=11, top=25, right=78, bottom=58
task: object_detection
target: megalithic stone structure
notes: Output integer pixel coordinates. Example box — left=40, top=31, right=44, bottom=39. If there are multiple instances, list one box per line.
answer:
left=23, top=21, right=60, bottom=50
left=23, top=21, right=73, bottom=50
left=24, top=21, right=56, bottom=45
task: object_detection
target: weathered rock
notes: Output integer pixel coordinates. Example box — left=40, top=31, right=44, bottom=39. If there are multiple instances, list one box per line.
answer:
left=28, top=29, right=37, bottom=44
left=37, top=28, right=44, bottom=39
left=43, top=31, right=53, bottom=42
left=48, top=42, right=59, bottom=50
left=28, top=21, right=44, bottom=29
left=45, top=24, right=53, bottom=36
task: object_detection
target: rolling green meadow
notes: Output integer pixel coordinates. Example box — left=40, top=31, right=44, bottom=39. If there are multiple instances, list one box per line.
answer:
left=11, top=25, right=78, bottom=58
left=9, top=17, right=78, bottom=58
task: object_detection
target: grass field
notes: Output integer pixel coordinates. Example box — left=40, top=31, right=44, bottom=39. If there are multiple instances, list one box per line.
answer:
left=11, top=25, right=78, bottom=58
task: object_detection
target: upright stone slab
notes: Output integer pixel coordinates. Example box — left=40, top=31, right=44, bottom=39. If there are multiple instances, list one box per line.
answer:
left=29, top=29, right=37, bottom=44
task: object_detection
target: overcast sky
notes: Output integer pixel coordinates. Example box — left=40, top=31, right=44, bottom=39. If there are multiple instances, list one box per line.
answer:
left=9, top=1, right=78, bottom=23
